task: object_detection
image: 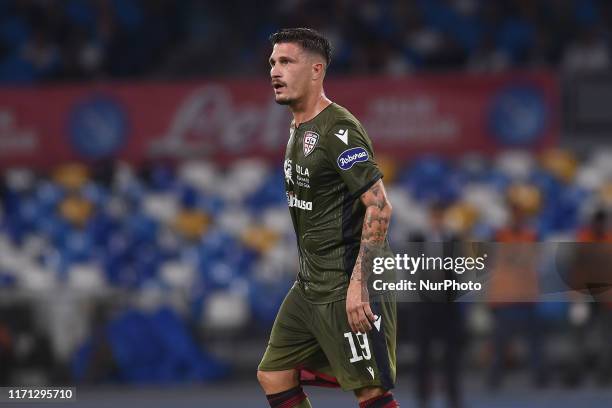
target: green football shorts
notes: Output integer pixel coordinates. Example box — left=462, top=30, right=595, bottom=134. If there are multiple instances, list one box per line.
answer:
left=258, top=282, right=397, bottom=391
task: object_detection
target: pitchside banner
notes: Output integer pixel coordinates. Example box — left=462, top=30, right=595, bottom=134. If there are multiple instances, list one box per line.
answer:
left=0, top=72, right=558, bottom=168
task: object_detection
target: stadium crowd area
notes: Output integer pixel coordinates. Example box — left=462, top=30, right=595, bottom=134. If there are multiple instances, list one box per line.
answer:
left=2, top=150, right=611, bottom=298
left=1, top=0, right=612, bottom=82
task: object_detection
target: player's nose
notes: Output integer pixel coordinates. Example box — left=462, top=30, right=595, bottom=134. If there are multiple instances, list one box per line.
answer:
left=270, top=65, right=281, bottom=78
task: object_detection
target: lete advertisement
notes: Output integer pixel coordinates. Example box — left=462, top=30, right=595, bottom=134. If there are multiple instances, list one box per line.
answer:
left=0, top=72, right=559, bottom=168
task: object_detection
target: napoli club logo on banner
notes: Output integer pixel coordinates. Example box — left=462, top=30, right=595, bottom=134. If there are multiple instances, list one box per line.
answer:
left=488, top=85, right=547, bottom=146
left=69, top=95, right=128, bottom=159
left=303, top=131, right=319, bottom=157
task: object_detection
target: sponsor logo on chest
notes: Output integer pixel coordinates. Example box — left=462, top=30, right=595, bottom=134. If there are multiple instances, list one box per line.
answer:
left=295, top=163, right=310, bottom=188
left=296, top=164, right=309, bottom=177
left=284, top=159, right=294, bottom=184
left=286, top=192, right=312, bottom=211
left=285, top=158, right=311, bottom=189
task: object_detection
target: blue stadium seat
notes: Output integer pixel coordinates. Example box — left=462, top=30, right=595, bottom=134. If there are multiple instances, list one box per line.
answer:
left=246, top=170, right=286, bottom=211
left=248, top=278, right=293, bottom=325
left=104, top=307, right=228, bottom=384
left=178, top=184, right=200, bottom=209
left=399, top=157, right=460, bottom=203
left=82, top=183, right=109, bottom=207
left=0, top=16, right=29, bottom=52
left=149, top=165, right=176, bottom=192
left=35, top=181, right=65, bottom=211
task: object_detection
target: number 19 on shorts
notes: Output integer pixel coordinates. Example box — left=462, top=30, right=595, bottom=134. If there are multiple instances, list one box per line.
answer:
left=344, top=332, right=371, bottom=363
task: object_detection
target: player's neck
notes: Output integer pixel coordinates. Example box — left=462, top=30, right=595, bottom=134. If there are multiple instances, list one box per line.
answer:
left=291, top=91, right=332, bottom=127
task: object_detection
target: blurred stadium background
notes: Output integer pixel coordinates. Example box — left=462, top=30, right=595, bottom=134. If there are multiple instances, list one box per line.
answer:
left=0, top=0, right=612, bottom=407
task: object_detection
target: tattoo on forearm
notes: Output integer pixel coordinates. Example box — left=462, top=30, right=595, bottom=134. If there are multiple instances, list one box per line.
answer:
left=351, top=181, right=391, bottom=285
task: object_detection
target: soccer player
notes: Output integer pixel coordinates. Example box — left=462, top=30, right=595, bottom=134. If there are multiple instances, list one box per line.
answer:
left=257, top=28, right=399, bottom=408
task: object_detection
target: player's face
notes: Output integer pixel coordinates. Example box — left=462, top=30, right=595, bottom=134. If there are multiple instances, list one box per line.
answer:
left=269, top=43, right=313, bottom=105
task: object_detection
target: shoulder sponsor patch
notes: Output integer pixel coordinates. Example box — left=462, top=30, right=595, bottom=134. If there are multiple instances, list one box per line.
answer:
left=337, top=147, right=369, bottom=170
left=303, top=131, right=319, bottom=157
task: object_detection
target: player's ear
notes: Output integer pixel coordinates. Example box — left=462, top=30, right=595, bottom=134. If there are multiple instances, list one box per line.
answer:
left=312, top=62, right=324, bottom=80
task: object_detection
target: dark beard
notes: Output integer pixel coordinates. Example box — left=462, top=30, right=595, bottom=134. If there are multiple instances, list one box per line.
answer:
left=275, top=97, right=293, bottom=106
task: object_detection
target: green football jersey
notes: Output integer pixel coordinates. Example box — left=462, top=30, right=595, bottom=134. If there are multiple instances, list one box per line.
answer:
left=283, top=102, right=391, bottom=304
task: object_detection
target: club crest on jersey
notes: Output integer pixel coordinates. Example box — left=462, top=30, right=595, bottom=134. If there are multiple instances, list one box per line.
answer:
left=303, top=131, right=319, bottom=157
left=337, top=147, right=369, bottom=170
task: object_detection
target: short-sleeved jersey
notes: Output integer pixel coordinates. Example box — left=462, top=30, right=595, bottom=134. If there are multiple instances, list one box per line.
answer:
left=284, top=102, right=392, bottom=304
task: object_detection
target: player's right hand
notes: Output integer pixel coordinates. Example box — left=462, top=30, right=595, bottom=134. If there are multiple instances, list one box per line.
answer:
left=346, top=280, right=376, bottom=333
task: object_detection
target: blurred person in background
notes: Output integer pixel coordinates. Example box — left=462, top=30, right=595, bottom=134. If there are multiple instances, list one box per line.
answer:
left=257, top=28, right=399, bottom=408
left=0, top=318, right=14, bottom=385
left=0, top=304, right=55, bottom=385
left=486, top=186, right=548, bottom=390
left=408, top=199, right=466, bottom=408
left=567, top=208, right=612, bottom=385
left=562, top=26, right=611, bottom=73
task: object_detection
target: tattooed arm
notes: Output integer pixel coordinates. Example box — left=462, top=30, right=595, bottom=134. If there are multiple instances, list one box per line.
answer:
left=346, top=179, right=393, bottom=333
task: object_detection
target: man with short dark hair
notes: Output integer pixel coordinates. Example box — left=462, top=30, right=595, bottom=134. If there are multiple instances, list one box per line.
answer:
left=257, top=28, right=399, bottom=408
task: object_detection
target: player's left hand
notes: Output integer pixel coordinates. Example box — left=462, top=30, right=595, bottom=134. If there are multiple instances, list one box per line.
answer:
left=346, top=279, right=376, bottom=333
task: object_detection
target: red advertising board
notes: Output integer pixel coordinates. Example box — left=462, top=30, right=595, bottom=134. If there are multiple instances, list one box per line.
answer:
left=0, top=72, right=559, bottom=169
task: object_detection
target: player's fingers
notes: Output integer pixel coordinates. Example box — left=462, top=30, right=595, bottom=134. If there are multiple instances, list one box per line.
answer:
left=360, top=320, right=371, bottom=332
left=353, top=310, right=366, bottom=333
left=353, top=315, right=360, bottom=332
left=358, top=307, right=372, bottom=332
left=363, top=303, right=376, bottom=323
left=348, top=310, right=359, bottom=333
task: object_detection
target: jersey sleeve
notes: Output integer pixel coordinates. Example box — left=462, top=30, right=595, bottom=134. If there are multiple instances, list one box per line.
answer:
left=322, top=120, right=383, bottom=197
